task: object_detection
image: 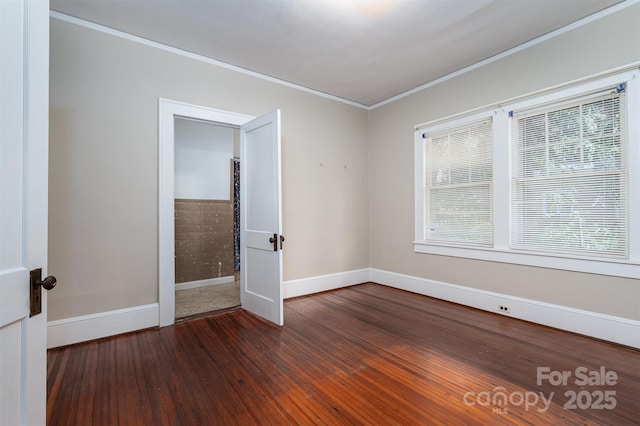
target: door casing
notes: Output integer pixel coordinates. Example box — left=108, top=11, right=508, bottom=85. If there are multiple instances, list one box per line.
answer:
left=158, top=99, right=254, bottom=326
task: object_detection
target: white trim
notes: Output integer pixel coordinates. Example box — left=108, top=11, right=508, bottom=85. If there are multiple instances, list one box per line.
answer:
left=47, top=304, right=159, bottom=349
left=505, top=69, right=638, bottom=113
left=372, top=0, right=640, bottom=110
left=45, top=270, right=368, bottom=348
left=414, top=63, right=640, bottom=131
left=50, top=1, right=639, bottom=112
left=49, top=11, right=368, bottom=110
left=414, top=69, right=640, bottom=279
left=624, top=74, right=640, bottom=259
left=158, top=98, right=254, bottom=327
left=45, top=269, right=640, bottom=349
left=413, top=131, right=425, bottom=243
left=174, top=276, right=236, bottom=291
left=414, top=110, right=496, bottom=245
left=418, top=108, right=498, bottom=136
left=370, top=269, right=640, bottom=349
left=413, top=243, right=639, bottom=279
left=492, top=110, right=511, bottom=250
left=283, top=269, right=370, bottom=299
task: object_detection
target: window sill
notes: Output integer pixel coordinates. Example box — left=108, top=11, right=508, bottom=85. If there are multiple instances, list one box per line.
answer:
left=413, top=242, right=639, bottom=279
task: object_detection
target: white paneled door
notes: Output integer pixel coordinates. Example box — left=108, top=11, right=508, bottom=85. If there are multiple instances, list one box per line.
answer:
left=240, top=110, right=284, bottom=326
left=0, top=0, right=50, bottom=424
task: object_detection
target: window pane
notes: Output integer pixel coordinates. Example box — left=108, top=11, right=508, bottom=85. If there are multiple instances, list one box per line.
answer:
left=548, top=105, right=580, bottom=145
left=429, top=185, right=492, bottom=245
left=521, top=146, right=546, bottom=178
left=520, top=114, right=546, bottom=149
left=426, top=119, right=493, bottom=246
left=431, top=135, right=450, bottom=185
left=584, top=135, right=622, bottom=170
left=512, top=174, right=625, bottom=257
left=512, top=91, right=627, bottom=259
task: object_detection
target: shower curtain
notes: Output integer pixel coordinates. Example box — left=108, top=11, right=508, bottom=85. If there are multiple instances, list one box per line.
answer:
left=233, top=159, right=240, bottom=271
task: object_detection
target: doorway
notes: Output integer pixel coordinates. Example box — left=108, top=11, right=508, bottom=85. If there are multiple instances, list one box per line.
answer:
left=158, top=99, right=255, bottom=327
left=173, top=118, right=240, bottom=319
left=158, top=99, right=284, bottom=327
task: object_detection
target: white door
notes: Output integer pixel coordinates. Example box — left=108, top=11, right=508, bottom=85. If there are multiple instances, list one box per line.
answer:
left=0, top=0, right=50, bottom=424
left=240, top=110, right=284, bottom=326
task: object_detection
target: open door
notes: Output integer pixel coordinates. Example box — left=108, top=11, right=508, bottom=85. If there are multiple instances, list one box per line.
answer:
left=0, top=0, right=50, bottom=424
left=240, top=110, right=284, bottom=326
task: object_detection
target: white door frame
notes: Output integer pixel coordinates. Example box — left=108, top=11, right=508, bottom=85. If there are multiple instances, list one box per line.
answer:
left=158, top=98, right=254, bottom=327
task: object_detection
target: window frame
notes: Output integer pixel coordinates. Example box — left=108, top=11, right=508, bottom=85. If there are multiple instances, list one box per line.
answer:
left=414, top=69, right=640, bottom=279
left=511, top=90, right=627, bottom=259
left=422, top=116, right=494, bottom=247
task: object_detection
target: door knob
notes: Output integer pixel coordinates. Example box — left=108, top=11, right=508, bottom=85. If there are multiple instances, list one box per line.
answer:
left=268, top=234, right=285, bottom=251
left=30, top=268, right=57, bottom=317
left=37, top=275, right=57, bottom=290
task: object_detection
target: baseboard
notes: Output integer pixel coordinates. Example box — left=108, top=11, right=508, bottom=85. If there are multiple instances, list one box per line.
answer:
left=45, top=269, right=366, bottom=347
left=47, top=304, right=159, bottom=349
left=283, top=268, right=370, bottom=299
left=370, top=269, right=640, bottom=349
left=175, top=275, right=235, bottom=291
left=46, top=269, right=639, bottom=349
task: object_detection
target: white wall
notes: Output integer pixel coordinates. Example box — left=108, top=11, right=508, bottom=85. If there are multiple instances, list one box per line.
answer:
left=48, top=17, right=369, bottom=321
left=48, top=4, right=639, bottom=336
left=369, top=4, right=640, bottom=320
left=174, top=118, right=233, bottom=200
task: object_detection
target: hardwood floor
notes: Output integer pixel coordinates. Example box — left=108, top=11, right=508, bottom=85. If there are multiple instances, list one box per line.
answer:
left=47, top=283, right=639, bottom=425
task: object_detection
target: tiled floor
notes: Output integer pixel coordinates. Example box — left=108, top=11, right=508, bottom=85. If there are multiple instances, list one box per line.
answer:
left=175, top=281, right=240, bottom=319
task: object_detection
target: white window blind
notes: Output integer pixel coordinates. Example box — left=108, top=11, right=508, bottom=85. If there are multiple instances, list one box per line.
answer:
left=425, top=118, right=493, bottom=246
left=511, top=89, right=627, bottom=258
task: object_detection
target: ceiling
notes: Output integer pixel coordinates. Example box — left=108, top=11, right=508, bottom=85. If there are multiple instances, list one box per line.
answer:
left=50, top=0, right=625, bottom=107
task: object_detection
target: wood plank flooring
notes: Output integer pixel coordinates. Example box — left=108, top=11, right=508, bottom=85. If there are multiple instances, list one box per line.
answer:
left=47, top=283, right=640, bottom=425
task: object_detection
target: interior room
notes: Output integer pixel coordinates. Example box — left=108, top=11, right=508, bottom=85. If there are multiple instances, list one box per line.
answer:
left=173, top=118, right=241, bottom=319
left=2, top=0, right=638, bottom=424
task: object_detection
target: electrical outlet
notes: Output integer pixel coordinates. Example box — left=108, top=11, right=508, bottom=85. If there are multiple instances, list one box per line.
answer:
left=498, top=304, right=511, bottom=313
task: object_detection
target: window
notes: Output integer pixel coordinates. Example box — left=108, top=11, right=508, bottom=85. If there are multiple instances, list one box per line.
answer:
left=512, top=90, right=626, bottom=259
left=424, top=118, right=493, bottom=246
left=414, top=69, right=639, bottom=278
